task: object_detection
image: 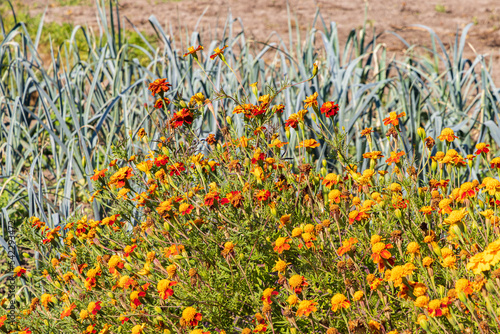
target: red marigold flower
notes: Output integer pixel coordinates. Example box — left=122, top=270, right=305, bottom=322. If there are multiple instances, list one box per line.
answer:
left=170, top=108, right=194, bottom=128
left=178, top=203, right=194, bottom=215
left=386, top=151, right=405, bottom=166
left=168, top=162, right=186, bottom=176
left=154, top=97, right=171, bottom=109
left=320, top=101, right=339, bottom=117
left=221, top=191, right=244, bottom=208
left=255, top=189, right=271, bottom=201
left=261, top=288, right=279, bottom=304
left=337, top=238, right=358, bottom=256
left=60, top=303, right=77, bottom=319
left=148, top=78, right=171, bottom=96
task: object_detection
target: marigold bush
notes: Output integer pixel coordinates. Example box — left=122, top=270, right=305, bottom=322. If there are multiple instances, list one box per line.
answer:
left=5, top=45, right=500, bottom=334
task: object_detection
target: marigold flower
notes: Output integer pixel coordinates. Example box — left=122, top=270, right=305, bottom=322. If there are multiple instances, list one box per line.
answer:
left=296, top=139, right=320, bottom=149
left=443, top=208, right=467, bottom=225
left=437, top=128, right=458, bottom=142
left=289, top=275, right=308, bottom=293
left=181, top=307, right=202, bottom=327
left=296, top=300, right=318, bottom=317
left=353, top=291, right=364, bottom=301
left=386, top=151, right=405, bottom=166
left=383, top=111, right=406, bottom=126
left=148, top=78, right=171, bottom=96
left=491, top=157, right=500, bottom=169
left=221, top=241, right=235, bottom=257
left=183, top=45, right=203, bottom=57
left=261, top=288, right=279, bottom=304
left=475, top=142, right=490, bottom=154
left=427, top=298, right=451, bottom=317
left=372, top=241, right=394, bottom=272
left=157, top=279, right=177, bottom=300
left=331, top=293, right=350, bottom=312
left=108, top=167, right=133, bottom=188
left=14, top=266, right=27, bottom=277
left=171, top=108, right=194, bottom=128
left=273, top=259, right=290, bottom=273
left=91, top=168, right=108, bottom=181
left=179, top=202, right=194, bottom=215
left=303, top=92, right=318, bottom=109
left=60, top=303, right=77, bottom=319
left=337, top=238, right=358, bottom=256
left=210, top=45, right=228, bottom=60
left=274, top=237, right=291, bottom=254
left=406, top=242, right=420, bottom=255
left=131, top=324, right=146, bottom=334
left=320, top=101, right=339, bottom=117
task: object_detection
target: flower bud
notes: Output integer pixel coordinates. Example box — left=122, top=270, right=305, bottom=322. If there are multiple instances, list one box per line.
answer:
left=15, top=295, right=21, bottom=302
left=322, top=159, right=327, bottom=167
left=394, top=209, right=402, bottom=220
left=26, top=272, right=32, bottom=278
left=285, top=128, right=290, bottom=139
left=419, top=319, right=430, bottom=331
left=107, top=292, right=114, bottom=299
left=250, top=82, right=258, bottom=99
left=311, top=113, right=317, bottom=122
left=154, top=306, right=162, bottom=314
left=226, top=116, right=232, bottom=125
left=320, top=167, right=327, bottom=176
left=54, top=280, right=61, bottom=288
left=173, top=255, right=184, bottom=260
left=312, top=61, right=319, bottom=78
left=22, top=252, right=30, bottom=258
left=431, top=160, right=437, bottom=172
left=124, top=263, right=132, bottom=271
left=82, top=156, right=86, bottom=168
left=417, top=127, right=426, bottom=141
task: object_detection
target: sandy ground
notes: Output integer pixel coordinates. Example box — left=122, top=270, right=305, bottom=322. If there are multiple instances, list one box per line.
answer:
left=18, top=0, right=500, bottom=80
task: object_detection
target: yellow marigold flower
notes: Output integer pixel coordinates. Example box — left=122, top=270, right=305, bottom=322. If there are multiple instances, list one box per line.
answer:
left=406, top=242, right=420, bottom=255
left=303, top=92, right=318, bottom=109
left=437, top=128, right=457, bottom=142
left=167, top=264, right=177, bottom=278
left=455, top=278, right=473, bottom=296
left=443, top=208, right=467, bottom=225
left=292, top=227, right=303, bottom=238
left=304, top=224, right=315, bottom=234
left=40, top=294, right=54, bottom=309
left=273, top=259, right=290, bottom=273
left=289, top=275, right=308, bottom=293
left=331, top=293, right=350, bottom=312
left=413, top=283, right=427, bottom=297
left=131, top=324, right=145, bottom=334
left=370, top=235, right=382, bottom=245
left=389, top=183, right=402, bottom=192
left=287, top=294, right=299, bottom=306
left=190, top=92, right=206, bottom=106
left=328, top=189, right=342, bottom=204
left=353, top=291, right=364, bottom=301
left=181, top=307, right=202, bottom=327
left=368, top=320, right=381, bottom=331
left=414, top=295, right=429, bottom=308
left=79, top=309, right=89, bottom=320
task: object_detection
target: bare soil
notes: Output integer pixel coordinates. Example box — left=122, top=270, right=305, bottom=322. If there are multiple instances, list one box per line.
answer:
left=18, top=0, right=500, bottom=80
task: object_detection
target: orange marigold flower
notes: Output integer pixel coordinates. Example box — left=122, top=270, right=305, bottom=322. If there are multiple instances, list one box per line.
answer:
left=90, top=168, right=108, bottom=181
left=437, top=128, right=458, bottom=142
left=221, top=191, right=244, bottom=208
left=210, top=46, right=228, bottom=60
left=274, top=237, right=291, bottom=254
left=427, top=298, right=451, bottom=317
left=253, top=324, right=267, bottom=333
left=296, top=139, right=320, bottom=149
left=183, top=45, right=203, bottom=57
left=289, top=275, right=308, bottom=293
left=255, top=189, right=271, bottom=201
left=320, top=101, right=339, bottom=117
left=371, top=241, right=394, bottom=272
left=337, top=238, right=358, bottom=256
left=148, top=78, right=171, bottom=96
left=303, top=92, right=318, bottom=109
left=331, top=293, right=350, bottom=312
left=60, top=303, right=77, bottom=319
left=296, top=300, right=318, bottom=317
left=87, top=301, right=102, bottom=315
left=221, top=241, right=235, bottom=257
left=383, top=111, right=406, bottom=126
left=108, top=167, right=133, bottom=188
left=385, top=151, right=405, bottom=166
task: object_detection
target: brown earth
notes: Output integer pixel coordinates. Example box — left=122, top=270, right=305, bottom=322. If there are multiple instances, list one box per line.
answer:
left=17, top=0, right=500, bottom=80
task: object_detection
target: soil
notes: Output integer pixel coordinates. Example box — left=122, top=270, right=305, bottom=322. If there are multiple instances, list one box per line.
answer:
left=16, top=0, right=500, bottom=80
